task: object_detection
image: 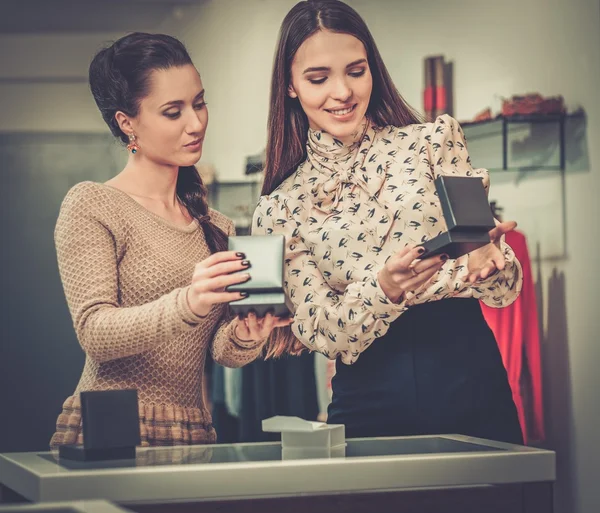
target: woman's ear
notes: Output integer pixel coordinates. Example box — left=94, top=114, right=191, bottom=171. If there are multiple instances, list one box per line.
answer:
left=115, top=111, right=134, bottom=135
left=288, top=84, right=298, bottom=99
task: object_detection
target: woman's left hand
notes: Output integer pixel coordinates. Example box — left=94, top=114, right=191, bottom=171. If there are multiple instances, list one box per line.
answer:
left=465, top=220, right=517, bottom=284
left=234, top=312, right=293, bottom=343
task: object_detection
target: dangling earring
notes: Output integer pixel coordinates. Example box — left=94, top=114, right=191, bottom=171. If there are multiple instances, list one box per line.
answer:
left=127, top=133, right=140, bottom=154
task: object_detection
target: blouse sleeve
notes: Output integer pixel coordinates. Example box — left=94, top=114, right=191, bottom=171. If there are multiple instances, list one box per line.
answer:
left=252, top=194, right=408, bottom=364
left=427, top=114, right=523, bottom=308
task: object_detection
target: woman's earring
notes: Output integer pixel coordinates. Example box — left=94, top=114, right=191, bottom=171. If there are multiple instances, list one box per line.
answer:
left=127, top=133, right=140, bottom=154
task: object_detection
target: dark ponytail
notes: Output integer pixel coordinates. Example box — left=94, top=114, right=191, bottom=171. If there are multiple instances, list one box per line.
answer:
left=89, top=32, right=228, bottom=253
left=176, top=166, right=228, bottom=253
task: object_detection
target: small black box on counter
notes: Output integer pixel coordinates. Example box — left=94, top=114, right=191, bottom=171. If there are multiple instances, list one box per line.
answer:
left=58, top=389, right=140, bottom=462
left=419, top=175, right=496, bottom=260
left=227, top=235, right=294, bottom=318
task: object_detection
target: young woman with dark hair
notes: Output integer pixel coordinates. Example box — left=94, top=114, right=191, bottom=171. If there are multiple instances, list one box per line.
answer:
left=253, top=0, right=524, bottom=443
left=51, top=32, right=291, bottom=448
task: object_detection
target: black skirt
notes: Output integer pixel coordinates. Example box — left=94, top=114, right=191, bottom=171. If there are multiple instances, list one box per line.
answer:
left=328, top=298, right=523, bottom=444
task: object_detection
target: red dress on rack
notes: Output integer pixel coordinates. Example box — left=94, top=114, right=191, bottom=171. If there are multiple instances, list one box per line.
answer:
left=480, top=230, right=545, bottom=444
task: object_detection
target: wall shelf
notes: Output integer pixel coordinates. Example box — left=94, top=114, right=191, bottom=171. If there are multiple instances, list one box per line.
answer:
left=460, top=110, right=588, bottom=261
left=207, top=179, right=262, bottom=234
left=461, top=110, right=585, bottom=172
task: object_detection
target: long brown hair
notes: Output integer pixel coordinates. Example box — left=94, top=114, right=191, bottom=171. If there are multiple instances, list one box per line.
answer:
left=89, top=32, right=227, bottom=253
left=263, top=0, right=422, bottom=358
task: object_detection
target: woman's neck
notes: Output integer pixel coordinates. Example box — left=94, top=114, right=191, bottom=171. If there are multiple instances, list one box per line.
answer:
left=114, top=155, right=180, bottom=207
left=309, top=116, right=369, bottom=147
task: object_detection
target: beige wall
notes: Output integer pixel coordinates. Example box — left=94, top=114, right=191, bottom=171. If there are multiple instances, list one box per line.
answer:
left=0, top=34, right=125, bottom=132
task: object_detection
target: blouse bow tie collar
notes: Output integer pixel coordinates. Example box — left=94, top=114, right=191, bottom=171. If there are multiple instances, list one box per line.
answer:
left=305, top=119, right=393, bottom=244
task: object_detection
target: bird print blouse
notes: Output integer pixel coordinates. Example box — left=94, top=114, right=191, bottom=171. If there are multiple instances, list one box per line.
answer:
left=252, top=114, right=522, bottom=365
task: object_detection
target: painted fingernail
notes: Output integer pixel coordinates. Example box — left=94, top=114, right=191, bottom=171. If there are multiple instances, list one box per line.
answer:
left=242, top=260, right=250, bottom=267
left=417, top=247, right=425, bottom=255
left=240, top=292, right=249, bottom=297
left=236, top=252, right=246, bottom=258
left=440, top=254, right=448, bottom=261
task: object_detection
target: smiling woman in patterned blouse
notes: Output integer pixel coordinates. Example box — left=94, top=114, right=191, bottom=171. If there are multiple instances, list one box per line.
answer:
left=252, top=0, right=524, bottom=444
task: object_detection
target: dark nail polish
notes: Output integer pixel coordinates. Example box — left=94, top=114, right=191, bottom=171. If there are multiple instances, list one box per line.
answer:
left=240, top=292, right=249, bottom=298
left=440, top=254, right=448, bottom=261
left=242, top=260, right=251, bottom=267
left=236, top=252, right=246, bottom=258
left=417, top=247, right=425, bottom=255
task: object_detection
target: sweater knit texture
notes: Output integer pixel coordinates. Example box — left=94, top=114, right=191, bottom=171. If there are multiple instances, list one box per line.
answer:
left=50, top=181, right=263, bottom=447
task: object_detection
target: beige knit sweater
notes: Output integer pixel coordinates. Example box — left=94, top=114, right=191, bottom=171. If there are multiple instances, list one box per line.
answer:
left=50, top=181, right=264, bottom=447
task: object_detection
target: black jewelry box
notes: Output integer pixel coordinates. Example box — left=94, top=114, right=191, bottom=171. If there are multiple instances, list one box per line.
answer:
left=58, top=389, right=141, bottom=462
left=419, top=175, right=496, bottom=259
left=227, top=235, right=294, bottom=318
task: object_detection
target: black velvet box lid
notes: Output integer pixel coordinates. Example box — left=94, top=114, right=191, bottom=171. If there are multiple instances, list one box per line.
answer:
left=420, top=176, right=496, bottom=259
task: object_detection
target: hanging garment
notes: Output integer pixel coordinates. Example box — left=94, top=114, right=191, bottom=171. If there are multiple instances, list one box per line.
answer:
left=224, top=367, right=243, bottom=418
left=314, top=352, right=333, bottom=420
left=239, top=352, right=319, bottom=443
left=210, top=362, right=240, bottom=444
left=481, top=229, right=545, bottom=444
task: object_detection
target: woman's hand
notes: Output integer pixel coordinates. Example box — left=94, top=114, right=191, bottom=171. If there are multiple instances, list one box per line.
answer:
left=378, top=245, right=448, bottom=303
left=234, top=312, right=294, bottom=343
left=187, top=251, right=252, bottom=317
left=465, top=220, right=517, bottom=284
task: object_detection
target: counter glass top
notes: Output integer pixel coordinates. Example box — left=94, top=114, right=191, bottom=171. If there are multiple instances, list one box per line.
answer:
left=34, top=436, right=504, bottom=471
left=0, top=435, right=555, bottom=503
